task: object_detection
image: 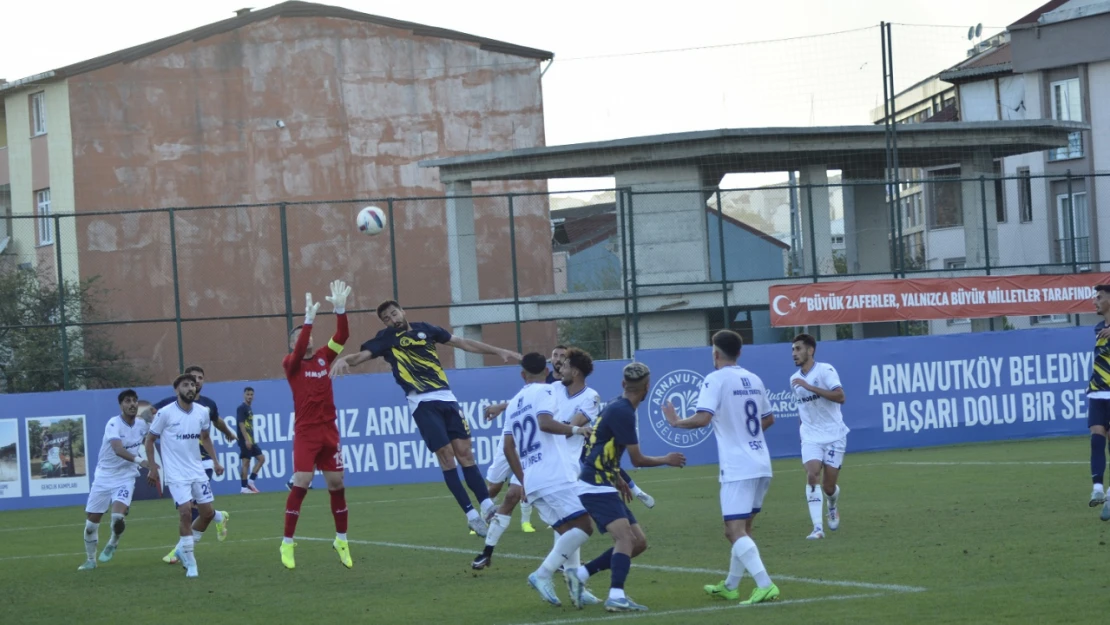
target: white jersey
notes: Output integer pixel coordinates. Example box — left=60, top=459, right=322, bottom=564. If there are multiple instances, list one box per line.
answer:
left=695, top=366, right=773, bottom=482
left=502, top=382, right=576, bottom=497
left=791, top=362, right=850, bottom=444
left=93, top=415, right=149, bottom=486
left=150, top=401, right=211, bottom=484
left=554, top=384, right=602, bottom=466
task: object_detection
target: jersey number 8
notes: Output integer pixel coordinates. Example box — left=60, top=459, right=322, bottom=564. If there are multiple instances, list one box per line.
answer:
left=744, top=400, right=761, bottom=437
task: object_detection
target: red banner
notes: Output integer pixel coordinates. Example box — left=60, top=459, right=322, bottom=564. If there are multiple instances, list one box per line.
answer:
left=768, top=273, right=1110, bottom=327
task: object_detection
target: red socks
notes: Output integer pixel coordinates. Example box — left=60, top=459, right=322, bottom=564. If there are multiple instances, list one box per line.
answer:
left=284, top=486, right=307, bottom=539
left=330, top=488, right=348, bottom=534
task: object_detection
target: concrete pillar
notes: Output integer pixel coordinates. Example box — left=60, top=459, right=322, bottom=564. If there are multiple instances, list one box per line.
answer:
left=798, top=165, right=837, bottom=341
left=446, top=181, right=483, bottom=368
left=960, top=149, right=1001, bottom=333
left=843, top=170, right=899, bottom=339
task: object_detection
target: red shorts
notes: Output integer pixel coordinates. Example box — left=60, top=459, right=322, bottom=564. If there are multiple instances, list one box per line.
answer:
left=293, top=425, right=343, bottom=473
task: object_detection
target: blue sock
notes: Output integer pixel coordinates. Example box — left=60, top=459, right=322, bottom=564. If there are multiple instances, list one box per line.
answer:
left=249, top=472, right=258, bottom=481
left=443, top=469, right=474, bottom=513
left=618, top=468, right=636, bottom=490
left=1092, top=434, right=1107, bottom=484
left=610, top=552, right=632, bottom=590
left=585, top=548, right=614, bottom=576
left=190, top=506, right=200, bottom=523
left=241, top=476, right=248, bottom=487
left=461, top=464, right=490, bottom=502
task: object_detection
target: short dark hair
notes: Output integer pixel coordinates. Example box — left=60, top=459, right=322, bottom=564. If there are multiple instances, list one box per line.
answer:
left=183, top=365, right=204, bottom=376
left=793, top=333, right=817, bottom=350
left=564, top=347, right=594, bottom=378
left=553, top=344, right=568, bottom=351
left=622, top=362, right=650, bottom=382
left=712, top=330, right=743, bottom=360
left=117, top=389, right=138, bottom=404
left=377, top=300, right=401, bottom=317
left=1096, top=285, right=1110, bottom=294
left=521, top=352, right=548, bottom=375
left=173, top=373, right=197, bottom=389
left=244, top=386, right=254, bottom=393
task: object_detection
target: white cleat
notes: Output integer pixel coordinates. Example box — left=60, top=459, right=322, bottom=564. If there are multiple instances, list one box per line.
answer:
left=185, top=565, right=199, bottom=578
left=827, top=500, right=840, bottom=531
left=1101, top=499, right=1110, bottom=522
left=240, top=487, right=254, bottom=494
left=1090, top=487, right=1106, bottom=508
left=636, top=491, right=655, bottom=509
left=468, top=515, right=489, bottom=538
left=806, top=528, right=825, bottom=540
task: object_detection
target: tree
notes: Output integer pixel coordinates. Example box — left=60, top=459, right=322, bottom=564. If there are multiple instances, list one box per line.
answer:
left=0, top=266, right=148, bottom=393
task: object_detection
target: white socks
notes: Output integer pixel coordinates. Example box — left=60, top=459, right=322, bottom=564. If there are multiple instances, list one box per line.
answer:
left=107, top=513, right=125, bottom=546
left=827, top=485, right=840, bottom=505
left=336, top=532, right=347, bottom=541
left=178, top=535, right=196, bottom=568
left=520, top=501, right=534, bottom=524
left=536, top=528, right=590, bottom=578
left=83, top=521, right=99, bottom=560
left=485, top=513, right=511, bottom=547
left=554, top=530, right=582, bottom=570
left=806, top=484, right=823, bottom=530
left=480, top=498, right=495, bottom=516
left=732, top=536, right=772, bottom=589
left=630, top=483, right=644, bottom=496
left=213, top=510, right=224, bottom=523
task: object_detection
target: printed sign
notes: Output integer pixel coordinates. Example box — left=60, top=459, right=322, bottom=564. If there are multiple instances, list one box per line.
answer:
left=0, top=419, right=22, bottom=499
left=25, top=415, right=90, bottom=497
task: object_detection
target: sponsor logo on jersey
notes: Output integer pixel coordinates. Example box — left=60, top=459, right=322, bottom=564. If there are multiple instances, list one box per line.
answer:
left=648, top=369, right=713, bottom=449
left=304, top=370, right=328, bottom=379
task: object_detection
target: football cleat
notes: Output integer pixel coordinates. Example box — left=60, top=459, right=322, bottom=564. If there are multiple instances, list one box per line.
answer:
left=604, top=597, right=649, bottom=612
left=77, top=559, right=96, bottom=571
left=704, top=580, right=740, bottom=600
left=636, top=491, right=656, bottom=509
left=333, top=538, right=353, bottom=568
left=98, top=544, right=117, bottom=563
left=528, top=572, right=562, bottom=606
left=280, top=541, right=296, bottom=570
left=740, top=583, right=780, bottom=605
left=472, top=552, right=492, bottom=570
left=215, top=511, right=229, bottom=542
left=827, top=501, right=840, bottom=531
left=806, top=528, right=825, bottom=540
left=1091, top=486, right=1106, bottom=507
left=521, top=522, right=536, bottom=533
left=564, top=568, right=585, bottom=608
left=468, top=515, right=489, bottom=538
left=162, top=546, right=179, bottom=564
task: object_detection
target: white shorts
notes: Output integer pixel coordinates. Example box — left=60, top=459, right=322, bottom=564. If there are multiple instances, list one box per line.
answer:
left=168, top=480, right=214, bottom=507
left=720, top=477, right=772, bottom=521
left=801, top=438, right=847, bottom=469
left=486, top=445, right=512, bottom=484
left=530, top=485, right=588, bottom=528
left=85, top=481, right=135, bottom=514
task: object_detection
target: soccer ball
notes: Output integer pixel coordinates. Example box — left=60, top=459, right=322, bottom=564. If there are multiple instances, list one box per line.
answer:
left=356, top=206, right=386, bottom=236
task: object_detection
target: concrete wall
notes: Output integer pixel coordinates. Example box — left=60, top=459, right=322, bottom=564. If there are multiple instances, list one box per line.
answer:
left=1011, top=13, right=1110, bottom=72
left=63, top=15, right=553, bottom=383
left=1089, top=61, right=1110, bottom=264
left=3, top=90, right=35, bottom=268
left=705, top=211, right=787, bottom=281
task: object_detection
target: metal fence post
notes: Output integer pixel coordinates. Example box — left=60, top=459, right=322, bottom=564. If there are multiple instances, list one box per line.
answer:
left=627, top=191, right=640, bottom=352
left=980, top=176, right=991, bottom=275
left=507, top=194, right=522, bottom=354
left=716, top=189, right=728, bottom=328
left=168, top=208, right=185, bottom=373
left=618, top=189, right=632, bottom=358
left=387, top=198, right=399, bottom=301
left=1066, top=170, right=1077, bottom=274
left=806, top=184, right=818, bottom=281
left=279, top=203, right=294, bottom=337
left=53, top=214, right=69, bottom=390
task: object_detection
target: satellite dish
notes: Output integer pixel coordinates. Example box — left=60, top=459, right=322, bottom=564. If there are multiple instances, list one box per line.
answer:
left=967, top=26, right=975, bottom=40
left=975, top=23, right=983, bottom=38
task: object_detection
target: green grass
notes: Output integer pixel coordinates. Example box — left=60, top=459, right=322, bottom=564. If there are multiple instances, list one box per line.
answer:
left=1, top=436, right=1105, bottom=625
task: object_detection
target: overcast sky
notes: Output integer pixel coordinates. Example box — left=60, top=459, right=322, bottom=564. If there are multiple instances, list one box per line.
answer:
left=1, top=0, right=1046, bottom=192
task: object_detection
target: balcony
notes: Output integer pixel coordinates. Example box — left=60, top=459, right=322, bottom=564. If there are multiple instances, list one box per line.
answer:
left=1048, top=131, right=1083, bottom=161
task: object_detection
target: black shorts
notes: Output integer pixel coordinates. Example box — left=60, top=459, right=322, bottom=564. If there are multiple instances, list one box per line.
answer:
left=580, top=491, right=637, bottom=534
left=1089, top=397, right=1110, bottom=429
left=238, top=445, right=264, bottom=459
left=412, top=400, right=471, bottom=452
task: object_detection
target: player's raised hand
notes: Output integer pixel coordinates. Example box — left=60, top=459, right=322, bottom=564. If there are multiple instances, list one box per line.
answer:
left=499, top=349, right=523, bottom=364
left=1100, top=327, right=1110, bottom=340
left=484, top=402, right=508, bottom=421
left=665, top=452, right=687, bottom=468
left=304, top=293, right=321, bottom=325
left=326, top=280, right=351, bottom=314
left=662, top=400, right=680, bottom=426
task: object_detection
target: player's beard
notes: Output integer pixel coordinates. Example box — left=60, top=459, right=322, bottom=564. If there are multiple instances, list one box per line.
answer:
left=180, top=390, right=197, bottom=402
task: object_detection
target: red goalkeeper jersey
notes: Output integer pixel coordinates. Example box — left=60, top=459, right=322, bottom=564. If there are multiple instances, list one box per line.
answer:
left=283, top=314, right=349, bottom=434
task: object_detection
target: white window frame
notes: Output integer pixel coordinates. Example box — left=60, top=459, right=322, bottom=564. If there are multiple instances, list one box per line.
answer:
left=31, top=92, right=47, bottom=136
left=1049, top=79, right=1083, bottom=160
left=36, top=189, right=53, bottom=245
left=1056, top=191, right=1089, bottom=270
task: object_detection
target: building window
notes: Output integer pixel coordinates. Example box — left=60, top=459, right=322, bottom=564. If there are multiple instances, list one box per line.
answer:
left=946, top=258, right=970, bottom=325
left=1049, top=78, right=1082, bottom=160
left=36, top=189, right=53, bottom=245
left=1031, top=314, right=1070, bottom=325
left=1056, top=191, right=1089, bottom=269
left=928, top=167, right=963, bottom=228
left=1017, top=168, right=1033, bottom=222
left=31, top=92, right=47, bottom=136
left=994, top=161, right=1005, bottom=223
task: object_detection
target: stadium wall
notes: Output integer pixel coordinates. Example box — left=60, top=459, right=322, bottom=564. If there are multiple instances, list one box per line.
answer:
left=0, top=326, right=1091, bottom=511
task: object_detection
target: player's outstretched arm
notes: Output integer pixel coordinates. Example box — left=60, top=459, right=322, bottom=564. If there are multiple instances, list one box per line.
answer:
left=484, top=402, right=509, bottom=421
left=538, top=413, right=591, bottom=439
left=446, top=335, right=522, bottom=364
left=627, top=444, right=686, bottom=469
left=330, top=349, right=373, bottom=378
left=213, top=415, right=237, bottom=443
left=143, top=432, right=160, bottom=484
left=662, top=401, right=713, bottom=429
left=325, top=279, right=352, bottom=349
left=110, top=438, right=148, bottom=469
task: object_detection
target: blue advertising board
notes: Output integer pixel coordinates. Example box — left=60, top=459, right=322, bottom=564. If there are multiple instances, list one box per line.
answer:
left=0, top=327, right=1093, bottom=512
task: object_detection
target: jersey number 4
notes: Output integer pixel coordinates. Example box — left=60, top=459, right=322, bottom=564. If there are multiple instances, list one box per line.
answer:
left=512, top=416, right=540, bottom=457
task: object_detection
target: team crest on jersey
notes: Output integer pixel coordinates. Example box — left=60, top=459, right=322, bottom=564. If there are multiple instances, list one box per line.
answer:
left=648, top=369, right=713, bottom=449
left=317, top=358, right=326, bottom=366
left=417, top=332, right=426, bottom=340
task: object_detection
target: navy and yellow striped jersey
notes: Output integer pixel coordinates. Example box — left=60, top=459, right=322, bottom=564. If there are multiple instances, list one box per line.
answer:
left=1091, top=321, right=1110, bottom=393
left=236, top=403, right=254, bottom=442
left=579, top=397, right=639, bottom=488
left=362, top=322, right=453, bottom=396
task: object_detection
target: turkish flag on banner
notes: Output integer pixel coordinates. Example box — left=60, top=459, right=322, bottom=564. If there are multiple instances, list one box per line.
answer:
left=768, top=273, right=1110, bottom=327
